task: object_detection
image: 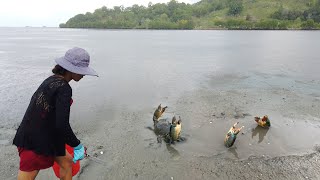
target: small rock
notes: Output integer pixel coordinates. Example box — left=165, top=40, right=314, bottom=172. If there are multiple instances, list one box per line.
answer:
left=210, top=121, right=213, bottom=124
left=171, top=177, right=173, bottom=180
left=100, top=151, right=104, bottom=155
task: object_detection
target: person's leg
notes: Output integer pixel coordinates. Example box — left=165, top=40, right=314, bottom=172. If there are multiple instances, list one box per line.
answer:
left=54, top=150, right=73, bottom=180
left=17, top=170, right=39, bottom=180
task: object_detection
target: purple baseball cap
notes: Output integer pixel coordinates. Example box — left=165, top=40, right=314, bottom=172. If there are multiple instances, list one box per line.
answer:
left=55, top=47, right=98, bottom=76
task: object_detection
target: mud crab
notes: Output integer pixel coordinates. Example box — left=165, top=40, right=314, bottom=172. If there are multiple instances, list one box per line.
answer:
left=254, top=115, right=271, bottom=128
left=224, top=122, right=244, bottom=148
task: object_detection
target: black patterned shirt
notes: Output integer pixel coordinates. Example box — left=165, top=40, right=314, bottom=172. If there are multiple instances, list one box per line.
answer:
left=13, top=75, right=80, bottom=156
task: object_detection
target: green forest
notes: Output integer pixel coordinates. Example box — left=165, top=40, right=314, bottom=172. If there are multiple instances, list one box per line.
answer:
left=59, top=0, right=320, bottom=30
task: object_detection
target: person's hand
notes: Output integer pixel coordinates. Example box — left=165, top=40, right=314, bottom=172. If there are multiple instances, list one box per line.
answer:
left=73, top=144, right=85, bottom=163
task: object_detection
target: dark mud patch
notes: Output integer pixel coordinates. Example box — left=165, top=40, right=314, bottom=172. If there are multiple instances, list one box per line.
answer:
left=187, top=147, right=320, bottom=180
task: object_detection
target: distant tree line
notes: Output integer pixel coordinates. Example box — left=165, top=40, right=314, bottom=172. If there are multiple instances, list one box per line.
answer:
left=270, top=1, right=320, bottom=29
left=60, top=1, right=195, bottom=29
left=59, top=0, right=320, bottom=30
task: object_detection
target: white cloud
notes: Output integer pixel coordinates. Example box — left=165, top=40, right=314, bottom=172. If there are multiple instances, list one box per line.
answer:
left=0, top=0, right=200, bottom=27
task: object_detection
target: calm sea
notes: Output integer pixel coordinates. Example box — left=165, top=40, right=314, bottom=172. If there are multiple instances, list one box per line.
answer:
left=0, top=27, right=319, bottom=127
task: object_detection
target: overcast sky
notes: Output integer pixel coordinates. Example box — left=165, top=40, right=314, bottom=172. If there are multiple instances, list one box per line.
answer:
left=0, top=0, right=200, bottom=27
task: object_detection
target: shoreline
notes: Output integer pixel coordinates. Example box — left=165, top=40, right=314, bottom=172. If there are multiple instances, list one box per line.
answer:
left=1, top=29, right=320, bottom=179
left=2, top=75, right=320, bottom=179
left=59, top=27, right=320, bottom=30
left=1, top=26, right=319, bottom=31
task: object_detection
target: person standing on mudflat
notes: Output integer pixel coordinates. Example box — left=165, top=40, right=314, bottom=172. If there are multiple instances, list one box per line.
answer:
left=13, top=47, right=98, bottom=180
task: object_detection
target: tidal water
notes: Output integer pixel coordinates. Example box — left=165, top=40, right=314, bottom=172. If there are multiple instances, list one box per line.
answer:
left=1, top=27, right=320, bottom=159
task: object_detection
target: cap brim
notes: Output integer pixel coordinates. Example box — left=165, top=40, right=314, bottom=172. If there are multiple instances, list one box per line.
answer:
left=55, top=57, right=98, bottom=76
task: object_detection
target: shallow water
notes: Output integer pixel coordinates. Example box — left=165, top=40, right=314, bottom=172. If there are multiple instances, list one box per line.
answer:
left=0, top=28, right=319, bottom=123
left=1, top=28, right=320, bottom=179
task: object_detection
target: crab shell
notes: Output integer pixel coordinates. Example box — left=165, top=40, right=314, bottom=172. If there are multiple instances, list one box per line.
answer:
left=224, top=132, right=237, bottom=147
left=154, top=119, right=171, bottom=136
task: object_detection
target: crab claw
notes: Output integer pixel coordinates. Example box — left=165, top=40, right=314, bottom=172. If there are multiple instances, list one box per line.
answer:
left=172, top=116, right=177, bottom=124
left=178, top=116, right=182, bottom=124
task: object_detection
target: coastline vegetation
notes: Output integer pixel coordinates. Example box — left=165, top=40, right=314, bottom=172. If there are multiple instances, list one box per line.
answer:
left=59, top=0, right=320, bottom=30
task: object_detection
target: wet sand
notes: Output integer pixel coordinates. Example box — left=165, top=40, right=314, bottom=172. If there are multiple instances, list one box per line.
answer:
left=1, top=73, right=320, bottom=180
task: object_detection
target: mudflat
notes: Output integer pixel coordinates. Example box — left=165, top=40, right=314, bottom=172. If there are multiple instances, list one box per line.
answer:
left=2, top=73, right=320, bottom=180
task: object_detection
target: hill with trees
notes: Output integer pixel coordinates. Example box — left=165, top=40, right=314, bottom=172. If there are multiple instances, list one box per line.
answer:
left=59, top=0, right=320, bottom=30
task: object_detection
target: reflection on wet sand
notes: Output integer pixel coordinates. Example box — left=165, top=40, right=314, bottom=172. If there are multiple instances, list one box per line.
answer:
left=166, top=144, right=180, bottom=160
left=146, top=124, right=181, bottom=159
left=228, top=147, right=239, bottom=159
left=251, top=126, right=270, bottom=143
